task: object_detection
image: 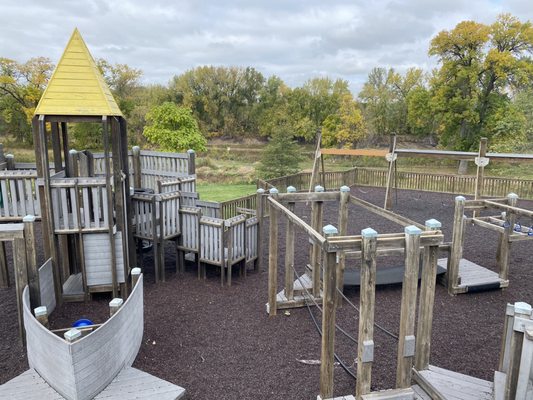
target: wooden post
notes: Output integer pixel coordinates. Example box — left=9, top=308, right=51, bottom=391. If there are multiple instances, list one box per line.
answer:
left=499, top=303, right=516, bottom=373
left=384, top=134, right=397, bottom=210
left=50, top=122, right=63, bottom=172
left=312, top=185, right=324, bottom=298
left=319, top=224, right=338, bottom=400
left=415, top=219, right=441, bottom=371
left=34, top=306, right=49, bottom=328
left=474, top=138, right=488, bottom=202
left=447, top=196, right=465, bottom=294
left=64, top=328, right=82, bottom=343
left=23, top=215, right=40, bottom=310
left=131, top=267, right=141, bottom=288
left=109, top=298, right=123, bottom=317
left=67, top=149, right=78, bottom=177
left=0, top=143, right=4, bottom=164
left=336, top=186, right=350, bottom=308
left=356, top=227, right=378, bottom=398
left=268, top=188, right=279, bottom=316
left=396, top=225, right=422, bottom=388
left=284, top=186, right=296, bottom=301
left=0, top=242, right=8, bottom=288
left=187, top=149, right=196, bottom=175
left=505, top=302, right=532, bottom=399
left=132, top=146, right=142, bottom=189
left=516, top=327, right=533, bottom=398
left=102, top=116, right=118, bottom=298
left=255, top=188, right=265, bottom=272
left=6, top=154, right=15, bottom=170
left=497, top=193, right=518, bottom=281
left=14, top=236, right=28, bottom=344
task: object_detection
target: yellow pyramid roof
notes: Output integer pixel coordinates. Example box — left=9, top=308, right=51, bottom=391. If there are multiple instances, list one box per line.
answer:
left=35, top=28, right=123, bottom=117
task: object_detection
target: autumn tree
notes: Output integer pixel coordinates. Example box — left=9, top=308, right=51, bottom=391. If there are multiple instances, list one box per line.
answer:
left=0, top=57, right=53, bottom=142
left=143, top=102, right=207, bottom=152
left=429, top=14, right=533, bottom=151
left=322, top=94, right=366, bottom=148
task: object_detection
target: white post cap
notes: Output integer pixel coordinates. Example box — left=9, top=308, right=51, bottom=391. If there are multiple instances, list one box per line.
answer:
left=187, top=149, right=195, bottom=154
left=257, top=188, right=265, bottom=194
left=34, top=306, right=47, bottom=317
left=314, top=185, right=324, bottom=192
left=507, top=192, right=519, bottom=200
left=109, top=298, right=124, bottom=308
left=287, top=186, right=296, bottom=193
left=514, top=302, right=532, bottom=316
left=340, top=185, right=350, bottom=193
left=361, top=227, right=378, bottom=238
left=323, top=224, right=338, bottom=236
left=425, top=219, right=442, bottom=229
left=455, top=196, right=466, bottom=202
left=132, top=145, right=140, bottom=151
left=5, top=154, right=13, bottom=159
left=69, top=149, right=77, bottom=155
left=23, top=215, right=36, bottom=222
left=405, top=225, right=423, bottom=235
left=64, top=328, right=82, bottom=342
left=131, top=267, right=141, bottom=275
left=269, top=187, right=279, bottom=195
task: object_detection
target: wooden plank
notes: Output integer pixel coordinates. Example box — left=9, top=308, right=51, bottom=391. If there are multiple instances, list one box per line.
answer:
left=321, top=148, right=388, bottom=157
left=349, top=195, right=424, bottom=229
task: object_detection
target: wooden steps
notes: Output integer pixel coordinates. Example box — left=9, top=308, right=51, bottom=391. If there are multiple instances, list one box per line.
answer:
left=361, top=388, right=414, bottom=399
left=0, top=367, right=186, bottom=400
left=413, top=365, right=493, bottom=400
left=267, top=273, right=323, bottom=313
left=437, top=258, right=508, bottom=294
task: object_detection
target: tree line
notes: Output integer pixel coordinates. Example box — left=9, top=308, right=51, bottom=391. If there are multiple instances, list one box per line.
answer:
left=1, top=13, right=533, bottom=153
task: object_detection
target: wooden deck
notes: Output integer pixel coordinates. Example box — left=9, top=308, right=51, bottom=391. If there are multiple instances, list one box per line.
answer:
left=413, top=365, right=493, bottom=399
left=0, top=367, right=185, bottom=400
left=324, top=385, right=431, bottom=399
left=437, top=258, right=508, bottom=293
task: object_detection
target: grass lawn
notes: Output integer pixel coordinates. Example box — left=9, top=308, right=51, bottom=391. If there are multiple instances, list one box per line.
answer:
left=196, top=183, right=256, bottom=202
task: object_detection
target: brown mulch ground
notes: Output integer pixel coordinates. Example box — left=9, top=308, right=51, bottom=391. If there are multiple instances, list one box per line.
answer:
left=1, top=186, right=533, bottom=399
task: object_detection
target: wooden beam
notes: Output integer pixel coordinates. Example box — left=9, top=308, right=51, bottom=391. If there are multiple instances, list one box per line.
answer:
left=336, top=187, right=349, bottom=308
left=349, top=195, right=424, bottom=229
left=284, top=201, right=295, bottom=301
left=268, top=194, right=279, bottom=316
left=396, top=226, right=422, bottom=388
left=276, top=191, right=340, bottom=202
left=356, top=228, right=377, bottom=397
left=23, top=215, right=40, bottom=311
left=447, top=196, right=465, bottom=294
left=320, top=148, right=388, bottom=157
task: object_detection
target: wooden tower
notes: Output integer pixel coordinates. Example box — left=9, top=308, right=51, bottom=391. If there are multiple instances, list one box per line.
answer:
left=32, top=28, right=134, bottom=302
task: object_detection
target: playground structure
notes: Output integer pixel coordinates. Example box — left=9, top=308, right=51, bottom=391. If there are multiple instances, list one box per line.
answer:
left=317, top=135, right=533, bottom=210
left=265, top=185, right=533, bottom=399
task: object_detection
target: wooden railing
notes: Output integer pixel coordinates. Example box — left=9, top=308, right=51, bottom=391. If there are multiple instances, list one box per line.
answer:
left=258, top=167, right=533, bottom=200
left=0, top=170, right=40, bottom=221
left=220, top=194, right=256, bottom=219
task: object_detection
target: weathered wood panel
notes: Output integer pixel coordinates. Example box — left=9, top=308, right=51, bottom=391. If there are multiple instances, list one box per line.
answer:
left=83, top=232, right=125, bottom=286
left=23, top=275, right=144, bottom=400
left=0, top=170, right=40, bottom=221
left=38, top=258, right=56, bottom=314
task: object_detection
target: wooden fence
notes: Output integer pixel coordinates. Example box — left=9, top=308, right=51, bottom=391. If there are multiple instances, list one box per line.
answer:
left=257, top=167, right=533, bottom=200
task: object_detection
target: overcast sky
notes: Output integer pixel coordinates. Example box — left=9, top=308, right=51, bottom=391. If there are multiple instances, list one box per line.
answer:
left=1, top=0, right=532, bottom=93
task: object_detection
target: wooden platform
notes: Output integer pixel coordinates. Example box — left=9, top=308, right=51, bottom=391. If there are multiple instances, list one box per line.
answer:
left=0, top=367, right=186, bottom=400
left=413, top=365, right=493, bottom=399
left=437, top=258, right=508, bottom=294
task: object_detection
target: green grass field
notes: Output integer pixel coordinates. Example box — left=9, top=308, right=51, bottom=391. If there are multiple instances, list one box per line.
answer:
left=196, top=183, right=256, bottom=202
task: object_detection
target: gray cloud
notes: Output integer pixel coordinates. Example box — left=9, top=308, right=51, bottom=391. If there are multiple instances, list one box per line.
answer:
left=1, top=0, right=532, bottom=93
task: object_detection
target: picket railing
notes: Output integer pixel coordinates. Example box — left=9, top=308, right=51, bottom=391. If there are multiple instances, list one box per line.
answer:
left=257, top=167, right=533, bottom=200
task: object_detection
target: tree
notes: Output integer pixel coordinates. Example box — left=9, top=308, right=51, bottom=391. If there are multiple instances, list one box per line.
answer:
left=322, top=94, right=366, bottom=148
left=257, top=123, right=302, bottom=179
left=170, top=66, right=265, bottom=138
left=359, top=67, right=424, bottom=139
left=429, top=14, right=533, bottom=151
left=0, top=57, right=53, bottom=142
left=143, top=102, right=207, bottom=152
left=287, top=77, right=351, bottom=142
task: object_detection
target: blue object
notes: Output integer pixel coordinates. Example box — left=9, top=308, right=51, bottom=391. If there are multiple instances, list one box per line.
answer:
left=514, top=222, right=522, bottom=232
left=528, top=226, right=533, bottom=236
left=72, top=318, right=94, bottom=328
